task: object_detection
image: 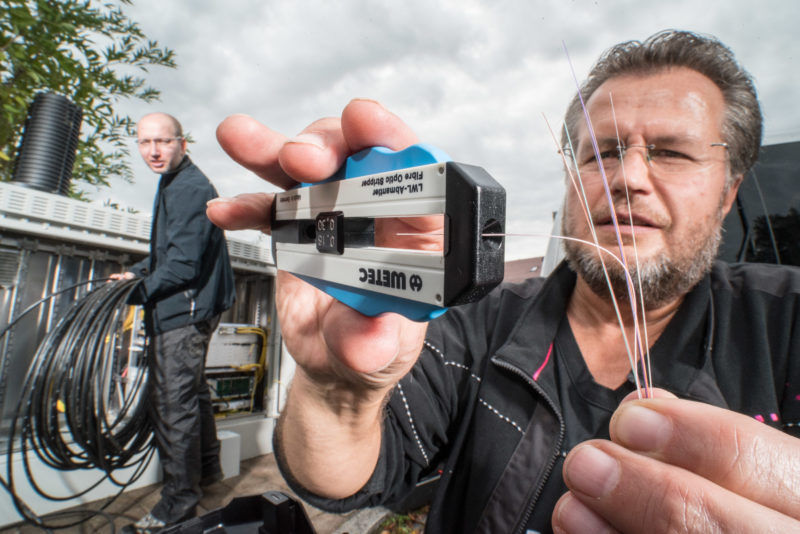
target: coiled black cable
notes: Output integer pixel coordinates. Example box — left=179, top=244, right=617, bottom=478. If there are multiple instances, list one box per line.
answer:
left=1, top=278, right=156, bottom=531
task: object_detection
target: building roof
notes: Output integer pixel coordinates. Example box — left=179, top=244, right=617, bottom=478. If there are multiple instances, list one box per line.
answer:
left=504, top=257, right=543, bottom=282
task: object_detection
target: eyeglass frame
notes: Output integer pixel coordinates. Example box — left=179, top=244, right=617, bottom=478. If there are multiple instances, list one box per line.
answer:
left=135, top=137, right=184, bottom=147
left=561, top=141, right=729, bottom=177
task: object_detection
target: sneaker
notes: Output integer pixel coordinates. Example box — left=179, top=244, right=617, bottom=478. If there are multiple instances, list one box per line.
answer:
left=120, top=512, right=167, bottom=534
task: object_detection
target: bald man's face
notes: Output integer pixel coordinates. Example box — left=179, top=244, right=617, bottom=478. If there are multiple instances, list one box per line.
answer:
left=136, top=115, right=187, bottom=173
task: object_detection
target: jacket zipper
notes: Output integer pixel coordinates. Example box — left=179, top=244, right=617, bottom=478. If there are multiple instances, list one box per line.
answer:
left=493, top=359, right=566, bottom=534
left=184, top=290, right=196, bottom=317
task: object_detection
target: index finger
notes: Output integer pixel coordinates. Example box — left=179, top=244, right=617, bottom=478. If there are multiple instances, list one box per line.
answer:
left=557, top=439, right=798, bottom=534
left=340, top=98, right=420, bottom=152
left=216, top=114, right=295, bottom=190
left=276, top=99, right=421, bottom=180
left=610, top=397, right=800, bottom=520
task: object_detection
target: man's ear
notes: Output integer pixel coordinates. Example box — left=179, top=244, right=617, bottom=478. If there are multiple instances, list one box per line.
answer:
left=721, top=174, right=744, bottom=218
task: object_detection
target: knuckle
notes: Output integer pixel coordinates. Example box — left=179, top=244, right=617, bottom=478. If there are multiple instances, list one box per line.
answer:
left=721, top=426, right=786, bottom=495
left=644, top=477, right=725, bottom=534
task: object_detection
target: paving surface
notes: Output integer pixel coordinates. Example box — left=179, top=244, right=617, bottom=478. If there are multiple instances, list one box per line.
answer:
left=0, top=454, right=364, bottom=534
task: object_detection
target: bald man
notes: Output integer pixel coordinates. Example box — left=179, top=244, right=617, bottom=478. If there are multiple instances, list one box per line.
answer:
left=116, top=113, right=236, bottom=533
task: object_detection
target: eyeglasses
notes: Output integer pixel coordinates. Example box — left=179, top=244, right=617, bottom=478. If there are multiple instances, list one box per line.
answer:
left=563, top=141, right=728, bottom=181
left=136, top=137, right=183, bottom=147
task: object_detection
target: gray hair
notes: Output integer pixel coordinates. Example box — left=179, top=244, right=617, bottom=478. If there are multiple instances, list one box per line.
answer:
left=561, top=30, right=762, bottom=185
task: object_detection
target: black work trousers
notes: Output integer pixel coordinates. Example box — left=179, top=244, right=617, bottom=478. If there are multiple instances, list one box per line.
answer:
left=148, top=317, right=221, bottom=523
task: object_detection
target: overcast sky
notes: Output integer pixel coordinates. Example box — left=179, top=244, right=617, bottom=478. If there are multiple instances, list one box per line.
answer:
left=98, top=0, right=800, bottom=259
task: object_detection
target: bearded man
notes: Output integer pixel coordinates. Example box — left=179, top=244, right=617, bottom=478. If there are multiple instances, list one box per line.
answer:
left=207, top=30, right=800, bottom=534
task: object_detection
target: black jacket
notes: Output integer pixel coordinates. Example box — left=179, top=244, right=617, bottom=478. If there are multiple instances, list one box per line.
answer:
left=129, top=156, right=235, bottom=334
left=277, top=261, right=800, bottom=533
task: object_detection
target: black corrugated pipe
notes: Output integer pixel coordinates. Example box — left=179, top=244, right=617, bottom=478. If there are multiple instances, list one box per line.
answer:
left=11, top=92, right=83, bottom=196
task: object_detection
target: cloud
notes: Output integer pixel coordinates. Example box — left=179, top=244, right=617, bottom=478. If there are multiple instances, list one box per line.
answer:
left=100, top=0, right=800, bottom=259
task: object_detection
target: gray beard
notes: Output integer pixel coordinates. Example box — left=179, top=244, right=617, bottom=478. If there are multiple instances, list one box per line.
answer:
left=563, top=220, right=722, bottom=310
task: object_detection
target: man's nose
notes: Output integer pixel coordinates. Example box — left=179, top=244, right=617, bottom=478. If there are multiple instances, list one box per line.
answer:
left=609, top=146, right=653, bottom=192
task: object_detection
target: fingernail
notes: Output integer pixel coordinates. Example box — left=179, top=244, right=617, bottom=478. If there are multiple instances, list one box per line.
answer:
left=613, top=403, right=672, bottom=451
left=207, top=197, right=234, bottom=206
left=287, top=132, right=325, bottom=149
left=564, top=445, right=620, bottom=498
left=351, top=97, right=385, bottom=107
left=555, top=493, right=616, bottom=534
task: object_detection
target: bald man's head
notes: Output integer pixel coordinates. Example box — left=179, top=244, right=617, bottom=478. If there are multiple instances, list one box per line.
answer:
left=136, top=113, right=187, bottom=174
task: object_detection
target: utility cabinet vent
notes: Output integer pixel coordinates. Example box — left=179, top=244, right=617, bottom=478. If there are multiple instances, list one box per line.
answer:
left=0, top=249, right=20, bottom=288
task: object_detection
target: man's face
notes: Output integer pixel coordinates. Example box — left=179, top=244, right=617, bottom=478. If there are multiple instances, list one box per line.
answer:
left=562, top=67, right=741, bottom=308
left=136, top=115, right=186, bottom=174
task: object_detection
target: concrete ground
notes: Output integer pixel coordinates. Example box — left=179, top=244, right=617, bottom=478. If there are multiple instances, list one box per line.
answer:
left=0, top=453, right=384, bottom=534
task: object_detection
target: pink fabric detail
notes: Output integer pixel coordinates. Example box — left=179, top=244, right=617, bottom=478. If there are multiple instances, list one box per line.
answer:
left=533, top=342, right=553, bottom=382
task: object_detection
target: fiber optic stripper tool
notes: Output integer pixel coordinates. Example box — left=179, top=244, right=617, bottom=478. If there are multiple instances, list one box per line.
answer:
left=270, top=144, right=506, bottom=322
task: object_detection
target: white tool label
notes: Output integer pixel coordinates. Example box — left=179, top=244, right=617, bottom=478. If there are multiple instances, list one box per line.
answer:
left=276, top=243, right=445, bottom=305
left=358, top=267, right=423, bottom=292
left=362, top=170, right=426, bottom=197
left=274, top=163, right=447, bottom=220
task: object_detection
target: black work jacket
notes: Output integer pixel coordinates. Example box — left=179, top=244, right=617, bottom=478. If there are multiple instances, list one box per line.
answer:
left=130, top=156, right=235, bottom=334
left=278, top=261, right=800, bottom=533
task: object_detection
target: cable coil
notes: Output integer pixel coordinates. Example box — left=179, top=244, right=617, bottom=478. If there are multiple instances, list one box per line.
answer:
left=1, top=278, right=155, bottom=530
